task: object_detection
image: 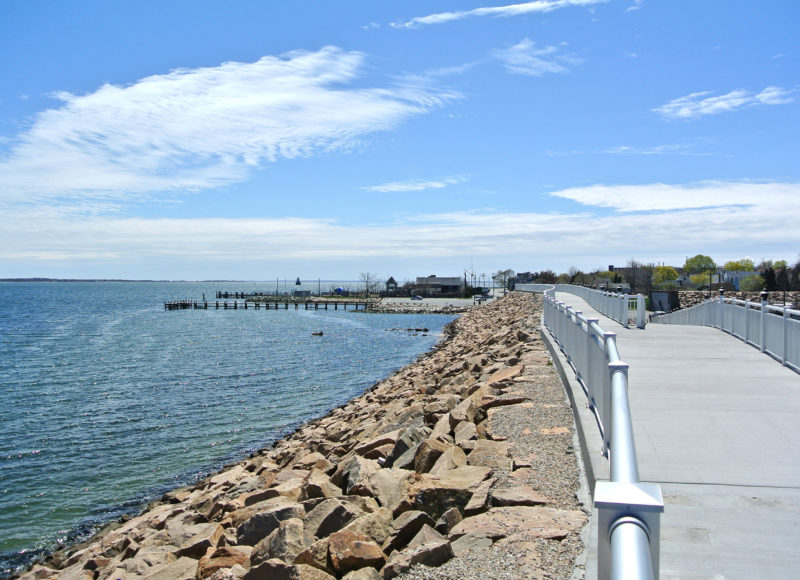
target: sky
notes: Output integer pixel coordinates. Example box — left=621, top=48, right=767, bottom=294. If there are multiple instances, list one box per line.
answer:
left=0, top=0, right=798, bottom=281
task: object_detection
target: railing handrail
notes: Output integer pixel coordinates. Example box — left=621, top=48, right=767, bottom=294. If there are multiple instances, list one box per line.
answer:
left=651, top=294, right=800, bottom=374
left=516, top=283, right=648, bottom=329
left=519, top=285, right=663, bottom=579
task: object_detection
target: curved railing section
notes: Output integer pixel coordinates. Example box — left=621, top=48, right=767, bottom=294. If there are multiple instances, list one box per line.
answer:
left=651, top=293, right=800, bottom=374
left=521, top=285, right=663, bottom=580
left=516, top=284, right=647, bottom=329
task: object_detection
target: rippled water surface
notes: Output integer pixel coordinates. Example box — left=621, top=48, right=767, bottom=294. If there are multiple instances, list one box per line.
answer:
left=0, top=282, right=455, bottom=575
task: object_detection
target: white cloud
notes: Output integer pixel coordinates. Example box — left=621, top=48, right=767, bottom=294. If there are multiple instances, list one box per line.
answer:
left=545, top=140, right=713, bottom=156
left=391, top=0, right=609, bottom=29
left=493, top=39, right=581, bottom=76
left=547, top=181, right=800, bottom=212
left=364, top=176, right=468, bottom=193
left=0, top=47, right=458, bottom=206
left=756, top=86, right=795, bottom=105
left=2, top=181, right=797, bottom=276
left=654, top=86, right=795, bottom=119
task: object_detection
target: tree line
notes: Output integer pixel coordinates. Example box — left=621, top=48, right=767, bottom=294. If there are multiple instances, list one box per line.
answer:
left=520, top=254, right=800, bottom=293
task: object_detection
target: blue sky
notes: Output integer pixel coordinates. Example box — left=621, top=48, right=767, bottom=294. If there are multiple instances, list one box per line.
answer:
left=0, top=0, right=798, bottom=281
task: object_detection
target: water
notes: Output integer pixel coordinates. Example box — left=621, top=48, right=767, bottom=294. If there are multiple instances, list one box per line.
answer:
left=0, top=282, right=455, bottom=575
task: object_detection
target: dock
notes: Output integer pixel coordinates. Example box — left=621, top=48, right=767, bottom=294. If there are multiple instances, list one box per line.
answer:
left=164, top=300, right=372, bottom=311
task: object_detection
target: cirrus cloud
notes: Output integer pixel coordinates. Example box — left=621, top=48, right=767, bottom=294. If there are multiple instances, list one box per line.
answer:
left=363, top=176, right=468, bottom=193
left=391, top=0, right=609, bottom=29
left=0, top=47, right=459, bottom=206
left=653, top=86, right=795, bottom=120
left=493, top=39, right=582, bottom=76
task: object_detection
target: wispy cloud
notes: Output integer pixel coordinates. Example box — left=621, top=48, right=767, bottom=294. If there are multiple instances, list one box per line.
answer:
left=545, top=140, right=713, bottom=156
left=0, top=46, right=458, bottom=207
left=391, top=0, right=609, bottom=29
left=653, top=86, right=795, bottom=120
left=547, top=181, right=800, bottom=212
left=493, top=39, right=581, bottom=76
left=364, top=176, right=468, bottom=193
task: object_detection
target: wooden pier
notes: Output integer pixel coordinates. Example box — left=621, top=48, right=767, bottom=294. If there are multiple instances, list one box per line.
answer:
left=164, top=300, right=372, bottom=311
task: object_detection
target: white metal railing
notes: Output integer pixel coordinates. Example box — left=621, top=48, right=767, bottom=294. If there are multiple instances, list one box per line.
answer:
left=515, top=284, right=647, bottom=328
left=523, top=285, right=663, bottom=579
left=651, top=293, right=800, bottom=374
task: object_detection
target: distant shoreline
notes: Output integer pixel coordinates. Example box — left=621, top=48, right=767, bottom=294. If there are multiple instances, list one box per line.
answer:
left=0, top=278, right=362, bottom=283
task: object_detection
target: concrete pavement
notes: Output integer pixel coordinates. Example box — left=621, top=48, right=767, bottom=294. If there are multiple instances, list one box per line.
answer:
left=547, top=292, right=800, bottom=579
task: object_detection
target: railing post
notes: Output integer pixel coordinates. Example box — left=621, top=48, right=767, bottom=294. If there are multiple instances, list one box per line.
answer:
left=745, top=299, right=750, bottom=344
left=760, top=291, right=768, bottom=353
left=585, top=318, right=599, bottom=397
left=600, top=332, right=617, bottom=451
left=620, top=294, right=629, bottom=328
left=783, top=305, right=789, bottom=366
left=636, top=294, right=647, bottom=329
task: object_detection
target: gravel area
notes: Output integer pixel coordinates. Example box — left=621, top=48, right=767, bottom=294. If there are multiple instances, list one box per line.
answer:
left=397, top=298, right=591, bottom=580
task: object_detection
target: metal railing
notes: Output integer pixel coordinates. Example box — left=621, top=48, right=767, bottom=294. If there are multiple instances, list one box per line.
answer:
left=516, top=284, right=647, bottom=329
left=523, top=285, right=663, bottom=579
left=651, top=292, right=800, bottom=374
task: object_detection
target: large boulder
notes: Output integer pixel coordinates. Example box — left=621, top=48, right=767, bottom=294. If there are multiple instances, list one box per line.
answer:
left=409, top=466, right=492, bottom=520
left=385, top=426, right=431, bottom=468
left=302, top=469, right=343, bottom=500
left=236, top=503, right=305, bottom=546
left=244, top=559, right=335, bottom=580
left=251, top=518, right=306, bottom=566
left=303, top=498, right=363, bottom=545
left=381, top=510, right=435, bottom=555
left=331, top=456, right=379, bottom=494
left=412, top=437, right=452, bottom=473
left=174, top=523, right=225, bottom=559
left=449, top=506, right=587, bottom=542
left=380, top=525, right=453, bottom=579
left=328, top=530, right=386, bottom=574
left=197, top=546, right=250, bottom=579
left=340, top=508, right=394, bottom=546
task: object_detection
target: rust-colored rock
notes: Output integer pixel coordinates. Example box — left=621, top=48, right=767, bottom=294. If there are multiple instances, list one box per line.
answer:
left=328, top=530, right=386, bottom=574
left=449, top=506, right=586, bottom=542
left=197, top=546, right=250, bottom=579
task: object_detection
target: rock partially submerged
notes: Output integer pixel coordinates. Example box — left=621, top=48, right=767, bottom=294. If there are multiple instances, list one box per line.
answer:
left=20, top=292, right=586, bottom=580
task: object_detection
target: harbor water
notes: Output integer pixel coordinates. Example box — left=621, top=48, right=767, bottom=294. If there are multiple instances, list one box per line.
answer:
left=0, top=281, right=455, bottom=575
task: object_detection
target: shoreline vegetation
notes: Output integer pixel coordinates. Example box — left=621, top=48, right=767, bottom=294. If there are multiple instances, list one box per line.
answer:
left=16, top=292, right=587, bottom=580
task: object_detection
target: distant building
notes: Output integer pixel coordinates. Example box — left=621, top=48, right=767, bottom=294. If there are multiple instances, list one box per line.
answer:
left=414, top=275, right=466, bottom=297
left=722, top=270, right=760, bottom=290
left=385, top=276, right=398, bottom=294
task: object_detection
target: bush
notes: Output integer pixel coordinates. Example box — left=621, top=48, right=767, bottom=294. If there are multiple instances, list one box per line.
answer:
left=739, top=274, right=765, bottom=292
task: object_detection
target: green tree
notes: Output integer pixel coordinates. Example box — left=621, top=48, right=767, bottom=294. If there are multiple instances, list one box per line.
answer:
left=684, top=254, right=716, bottom=275
left=723, top=258, right=755, bottom=271
left=763, top=267, right=777, bottom=290
left=653, top=266, right=680, bottom=285
left=690, top=272, right=715, bottom=288
left=537, top=270, right=557, bottom=284
left=739, top=275, right=765, bottom=291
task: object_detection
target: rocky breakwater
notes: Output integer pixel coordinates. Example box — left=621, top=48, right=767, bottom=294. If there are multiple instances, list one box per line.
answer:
left=366, top=302, right=474, bottom=315
left=678, top=290, right=800, bottom=309
left=22, top=292, right=587, bottom=580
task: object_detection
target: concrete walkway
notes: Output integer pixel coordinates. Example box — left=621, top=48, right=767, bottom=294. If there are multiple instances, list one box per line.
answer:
left=549, top=292, right=800, bottom=579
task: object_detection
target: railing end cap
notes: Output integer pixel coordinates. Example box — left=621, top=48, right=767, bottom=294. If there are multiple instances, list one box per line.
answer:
left=594, top=481, right=664, bottom=511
